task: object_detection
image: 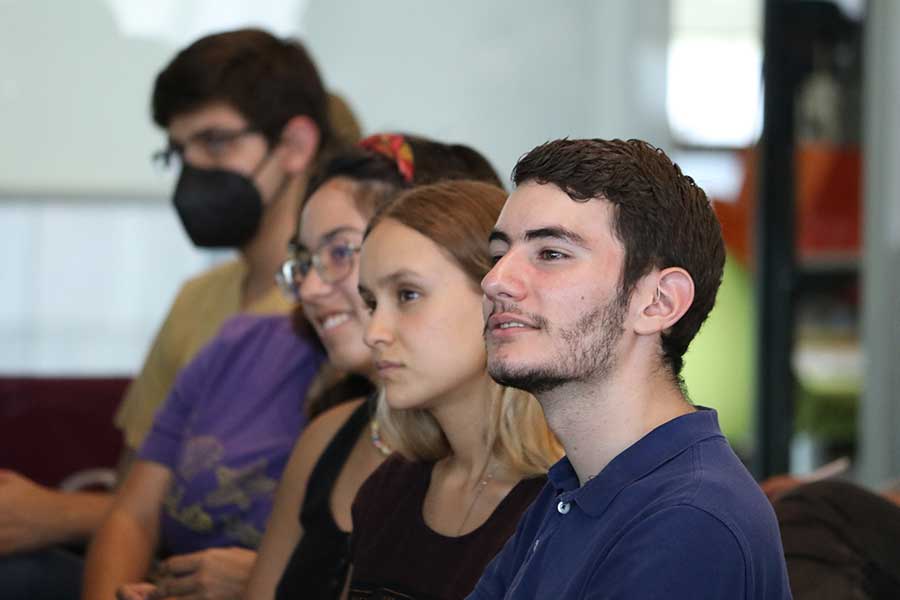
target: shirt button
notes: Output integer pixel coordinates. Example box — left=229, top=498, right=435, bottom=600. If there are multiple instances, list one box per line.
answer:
left=557, top=501, right=571, bottom=514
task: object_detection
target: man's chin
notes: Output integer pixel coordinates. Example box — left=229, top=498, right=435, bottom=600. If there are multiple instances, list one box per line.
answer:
left=488, top=361, right=568, bottom=395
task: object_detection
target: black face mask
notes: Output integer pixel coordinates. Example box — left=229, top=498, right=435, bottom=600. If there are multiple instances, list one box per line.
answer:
left=172, top=164, right=264, bottom=248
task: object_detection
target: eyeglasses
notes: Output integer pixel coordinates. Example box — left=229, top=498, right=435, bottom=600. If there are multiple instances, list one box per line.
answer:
left=276, top=239, right=362, bottom=300
left=152, top=127, right=260, bottom=169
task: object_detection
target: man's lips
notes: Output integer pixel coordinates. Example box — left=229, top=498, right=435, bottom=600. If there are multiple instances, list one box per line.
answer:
left=487, top=313, right=540, bottom=332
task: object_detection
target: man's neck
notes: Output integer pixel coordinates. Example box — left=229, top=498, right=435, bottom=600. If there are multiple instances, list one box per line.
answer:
left=238, top=175, right=304, bottom=309
left=538, top=352, right=694, bottom=485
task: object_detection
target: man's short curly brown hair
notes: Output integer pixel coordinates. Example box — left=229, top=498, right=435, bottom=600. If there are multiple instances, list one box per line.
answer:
left=512, top=138, right=725, bottom=377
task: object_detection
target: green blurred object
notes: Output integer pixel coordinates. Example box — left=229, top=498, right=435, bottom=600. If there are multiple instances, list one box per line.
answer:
left=793, top=335, right=861, bottom=444
left=795, top=385, right=858, bottom=443
left=682, top=254, right=755, bottom=451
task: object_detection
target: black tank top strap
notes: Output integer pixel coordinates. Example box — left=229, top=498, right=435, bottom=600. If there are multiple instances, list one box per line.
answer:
left=278, top=396, right=373, bottom=599
left=301, top=396, right=372, bottom=521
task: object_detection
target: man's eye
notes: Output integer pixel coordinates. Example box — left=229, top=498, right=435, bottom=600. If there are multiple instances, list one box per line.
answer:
left=538, top=249, right=567, bottom=261
left=490, top=254, right=504, bottom=265
left=202, top=135, right=231, bottom=155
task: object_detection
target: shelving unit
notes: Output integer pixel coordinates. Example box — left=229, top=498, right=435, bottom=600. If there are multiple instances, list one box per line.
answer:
left=755, top=0, right=862, bottom=478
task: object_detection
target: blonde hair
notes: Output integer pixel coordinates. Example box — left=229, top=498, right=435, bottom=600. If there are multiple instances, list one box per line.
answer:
left=369, top=180, right=562, bottom=477
left=375, top=386, right=560, bottom=478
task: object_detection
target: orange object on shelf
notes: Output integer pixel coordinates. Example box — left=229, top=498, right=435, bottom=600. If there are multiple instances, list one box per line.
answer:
left=713, top=143, right=862, bottom=267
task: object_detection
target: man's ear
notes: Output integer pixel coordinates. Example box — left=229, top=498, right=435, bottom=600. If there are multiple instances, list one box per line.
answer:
left=277, top=115, right=320, bottom=175
left=633, top=267, right=695, bottom=336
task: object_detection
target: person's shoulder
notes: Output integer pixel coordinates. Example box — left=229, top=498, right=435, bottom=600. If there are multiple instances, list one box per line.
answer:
left=295, top=398, right=366, bottom=461
left=178, top=259, right=243, bottom=295
left=623, top=504, right=743, bottom=555
left=212, top=313, right=317, bottom=360
left=675, top=438, right=787, bottom=576
left=688, top=437, right=777, bottom=522
left=216, top=313, right=294, bottom=343
left=167, top=259, right=243, bottom=316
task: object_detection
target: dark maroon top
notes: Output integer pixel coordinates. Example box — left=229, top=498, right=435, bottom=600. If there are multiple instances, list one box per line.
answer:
left=348, top=455, right=545, bottom=600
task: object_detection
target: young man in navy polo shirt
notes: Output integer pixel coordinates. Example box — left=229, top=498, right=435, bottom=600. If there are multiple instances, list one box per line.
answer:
left=470, top=139, right=791, bottom=599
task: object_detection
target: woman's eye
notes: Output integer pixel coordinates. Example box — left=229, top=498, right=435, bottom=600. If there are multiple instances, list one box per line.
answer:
left=398, top=289, right=420, bottom=304
left=490, top=254, right=504, bottom=266
left=330, top=245, right=354, bottom=262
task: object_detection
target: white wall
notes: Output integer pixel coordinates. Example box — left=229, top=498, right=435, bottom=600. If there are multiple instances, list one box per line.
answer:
left=0, top=0, right=670, bottom=374
left=302, top=0, right=671, bottom=181
left=0, top=0, right=670, bottom=197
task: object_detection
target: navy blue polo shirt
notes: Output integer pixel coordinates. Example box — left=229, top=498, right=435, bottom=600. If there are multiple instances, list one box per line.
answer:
left=468, top=409, right=791, bottom=599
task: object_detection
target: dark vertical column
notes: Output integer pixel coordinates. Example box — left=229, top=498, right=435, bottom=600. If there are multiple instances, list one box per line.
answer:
left=755, top=0, right=796, bottom=478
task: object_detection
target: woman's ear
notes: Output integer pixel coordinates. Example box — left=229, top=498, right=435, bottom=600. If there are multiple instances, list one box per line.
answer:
left=277, top=115, right=320, bottom=175
left=633, top=267, right=695, bottom=336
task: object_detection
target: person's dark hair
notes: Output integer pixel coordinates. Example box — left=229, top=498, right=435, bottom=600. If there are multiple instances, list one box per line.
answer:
left=512, top=138, right=725, bottom=377
left=152, top=28, right=333, bottom=151
left=303, top=133, right=503, bottom=216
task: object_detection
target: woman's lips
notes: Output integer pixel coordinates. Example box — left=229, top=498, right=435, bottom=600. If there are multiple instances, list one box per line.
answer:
left=375, top=360, right=403, bottom=373
left=318, top=312, right=352, bottom=331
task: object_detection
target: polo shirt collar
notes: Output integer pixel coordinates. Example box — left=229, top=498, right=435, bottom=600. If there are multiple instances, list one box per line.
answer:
left=547, top=407, right=725, bottom=518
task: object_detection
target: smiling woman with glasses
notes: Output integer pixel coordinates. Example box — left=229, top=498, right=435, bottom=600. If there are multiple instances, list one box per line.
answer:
left=245, top=133, right=505, bottom=600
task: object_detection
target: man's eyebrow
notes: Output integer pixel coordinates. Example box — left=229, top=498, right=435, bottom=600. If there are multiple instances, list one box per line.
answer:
left=488, top=230, right=511, bottom=245
left=524, top=226, right=589, bottom=248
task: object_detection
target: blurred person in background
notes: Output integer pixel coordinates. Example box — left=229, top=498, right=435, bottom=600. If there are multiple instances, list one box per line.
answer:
left=0, top=27, right=356, bottom=600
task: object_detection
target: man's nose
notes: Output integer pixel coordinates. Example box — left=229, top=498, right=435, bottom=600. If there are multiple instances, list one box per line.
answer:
left=482, top=251, right=526, bottom=302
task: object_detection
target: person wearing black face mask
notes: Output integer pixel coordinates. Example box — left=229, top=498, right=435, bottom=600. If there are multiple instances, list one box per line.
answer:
left=173, top=149, right=283, bottom=248
left=0, top=29, right=360, bottom=600
left=113, top=29, right=361, bottom=456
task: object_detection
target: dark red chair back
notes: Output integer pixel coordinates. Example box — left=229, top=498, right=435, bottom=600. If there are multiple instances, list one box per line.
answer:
left=0, top=377, right=128, bottom=487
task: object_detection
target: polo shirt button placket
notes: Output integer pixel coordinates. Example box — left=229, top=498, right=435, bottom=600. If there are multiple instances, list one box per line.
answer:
left=557, top=500, right=571, bottom=514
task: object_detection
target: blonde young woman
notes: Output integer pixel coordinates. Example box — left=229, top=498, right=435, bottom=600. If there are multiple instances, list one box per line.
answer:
left=347, top=180, right=561, bottom=599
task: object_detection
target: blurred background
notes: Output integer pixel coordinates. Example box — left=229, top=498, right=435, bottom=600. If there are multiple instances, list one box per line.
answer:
left=0, top=0, right=896, bottom=485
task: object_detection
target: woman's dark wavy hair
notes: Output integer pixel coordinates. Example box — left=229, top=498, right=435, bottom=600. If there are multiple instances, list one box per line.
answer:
left=303, top=134, right=503, bottom=214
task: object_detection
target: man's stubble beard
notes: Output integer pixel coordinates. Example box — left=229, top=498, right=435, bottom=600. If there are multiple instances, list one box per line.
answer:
left=487, top=291, right=629, bottom=395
